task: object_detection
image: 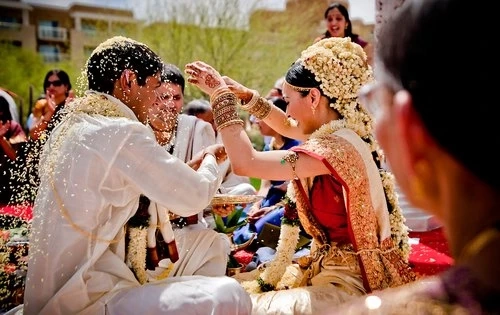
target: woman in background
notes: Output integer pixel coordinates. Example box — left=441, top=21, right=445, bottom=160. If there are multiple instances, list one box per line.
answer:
left=0, top=95, right=26, bottom=206
left=29, top=69, right=73, bottom=140
left=11, top=69, right=73, bottom=205
left=314, top=2, right=373, bottom=65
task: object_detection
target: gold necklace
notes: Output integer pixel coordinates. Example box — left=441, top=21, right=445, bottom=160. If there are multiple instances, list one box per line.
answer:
left=457, top=227, right=500, bottom=262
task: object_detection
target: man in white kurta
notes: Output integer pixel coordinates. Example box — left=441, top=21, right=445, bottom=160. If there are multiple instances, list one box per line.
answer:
left=22, top=36, right=251, bottom=315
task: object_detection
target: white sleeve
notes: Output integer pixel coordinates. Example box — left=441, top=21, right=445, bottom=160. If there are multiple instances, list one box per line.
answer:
left=111, top=123, right=220, bottom=216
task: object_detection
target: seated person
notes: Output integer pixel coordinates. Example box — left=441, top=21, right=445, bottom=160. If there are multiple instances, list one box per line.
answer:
left=143, top=63, right=230, bottom=277
left=184, top=98, right=256, bottom=196
left=233, top=97, right=300, bottom=245
left=21, top=36, right=251, bottom=315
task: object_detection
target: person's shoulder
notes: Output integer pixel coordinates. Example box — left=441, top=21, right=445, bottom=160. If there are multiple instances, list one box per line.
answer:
left=313, top=35, right=326, bottom=44
left=178, top=113, right=198, bottom=126
left=181, top=114, right=213, bottom=131
left=85, top=115, right=146, bottom=137
left=353, top=36, right=368, bottom=48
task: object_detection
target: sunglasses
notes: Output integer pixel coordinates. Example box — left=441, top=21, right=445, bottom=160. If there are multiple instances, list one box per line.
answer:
left=45, top=80, right=64, bottom=88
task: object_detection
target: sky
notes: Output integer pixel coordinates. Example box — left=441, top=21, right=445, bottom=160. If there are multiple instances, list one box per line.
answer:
left=22, top=0, right=375, bottom=24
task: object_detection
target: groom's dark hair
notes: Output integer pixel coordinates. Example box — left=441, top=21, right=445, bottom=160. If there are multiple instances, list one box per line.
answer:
left=86, top=36, right=163, bottom=94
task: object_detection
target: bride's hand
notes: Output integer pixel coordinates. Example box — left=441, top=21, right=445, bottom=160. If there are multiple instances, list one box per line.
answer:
left=222, top=76, right=255, bottom=104
left=185, top=61, right=227, bottom=96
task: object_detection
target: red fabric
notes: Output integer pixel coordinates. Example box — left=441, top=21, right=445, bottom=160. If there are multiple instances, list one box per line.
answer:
left=0, top=205, right=33, bottom=221
left=234, top=227, right=453, bottom=279
left=233, top=249, right=254, bottom=267
left=408, top=227, right=453, bottom=278
left=309, top=175, right=349, bottom=244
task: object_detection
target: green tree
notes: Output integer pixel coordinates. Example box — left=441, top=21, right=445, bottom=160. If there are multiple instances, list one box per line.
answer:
left=138, top=0, right=325, bottom=101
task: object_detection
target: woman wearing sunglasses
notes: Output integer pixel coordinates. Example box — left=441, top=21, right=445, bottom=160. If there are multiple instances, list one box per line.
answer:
left=11, top=70, right=73, bottom=206
left=29, top=69, right=73, bottom=140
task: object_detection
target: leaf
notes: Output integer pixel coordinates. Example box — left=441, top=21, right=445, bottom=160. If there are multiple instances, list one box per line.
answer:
left=214, top=214, right=226, bottom=232
left=226, top=207, right=244, bottom=228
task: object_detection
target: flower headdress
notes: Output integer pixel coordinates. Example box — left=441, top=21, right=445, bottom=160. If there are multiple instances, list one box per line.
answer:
left=296, top=37, right=374, bottom=139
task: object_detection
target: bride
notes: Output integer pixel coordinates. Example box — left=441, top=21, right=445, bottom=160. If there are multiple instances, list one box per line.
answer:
left=185, top=37, right=415, bottom=314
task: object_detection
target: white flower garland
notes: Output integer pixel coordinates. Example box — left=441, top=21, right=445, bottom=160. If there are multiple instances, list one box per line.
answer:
left=241, top=183, right=301, bottom=293
left=65, top=91, right=130, bottom=118
left=127, top=227, right=148, bottom=284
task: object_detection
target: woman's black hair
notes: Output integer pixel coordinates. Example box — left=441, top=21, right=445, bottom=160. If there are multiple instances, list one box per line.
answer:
left=323, top=2, right=360, bottom=43
left=377, top=0, right=499, bottom=188
left=0, top=95, right=13, bottom=123
left=285, top=61, right=336, bottom=105
left=161, top=63, right=185, bottom=94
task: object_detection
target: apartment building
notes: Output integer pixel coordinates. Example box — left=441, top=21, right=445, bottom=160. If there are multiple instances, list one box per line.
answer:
left=0, top=0, right=138, bottom=66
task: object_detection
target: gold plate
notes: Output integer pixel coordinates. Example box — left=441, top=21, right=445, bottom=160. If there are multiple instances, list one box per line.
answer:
left=211, top=194, right=263, bottom=205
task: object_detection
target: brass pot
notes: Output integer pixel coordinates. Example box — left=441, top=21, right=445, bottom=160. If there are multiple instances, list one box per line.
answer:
left=226, top=264, right=243, bottom=277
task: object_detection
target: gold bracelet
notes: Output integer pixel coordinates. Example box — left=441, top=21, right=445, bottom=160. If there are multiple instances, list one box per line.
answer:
left=240, top=95, right=272, bottom=120
left=281, top=151, right=299, bottom=180
left=210, top=87, right=232, bottom=104
left=252, top=97, right=272, bottom=120
left=217, top=119, right=244, bottom=131
left=240, top=90, right=259, bottom=108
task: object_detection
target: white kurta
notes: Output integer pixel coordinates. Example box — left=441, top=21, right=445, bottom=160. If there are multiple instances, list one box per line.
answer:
left=23, top=93, right=251, bottom=315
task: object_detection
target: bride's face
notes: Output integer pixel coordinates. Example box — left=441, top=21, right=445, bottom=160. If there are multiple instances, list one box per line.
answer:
left=282, top=84, right=314, bottom=135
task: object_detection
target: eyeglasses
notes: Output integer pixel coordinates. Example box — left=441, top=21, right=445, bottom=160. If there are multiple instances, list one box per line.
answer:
left=358, top=82, right=391, bottom=118
left=45, top=80, right=63, bottom=88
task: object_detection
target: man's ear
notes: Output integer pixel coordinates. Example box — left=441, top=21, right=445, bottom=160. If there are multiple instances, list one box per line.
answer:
left=394, top=90, right=434, bottom=169
left=120, top=69, right=134, bottom=89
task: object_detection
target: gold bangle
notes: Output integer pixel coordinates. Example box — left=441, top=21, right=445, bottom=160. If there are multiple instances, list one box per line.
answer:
left=217, top=119, right=244, bottom=131
left=210, top=87, right=232, bottom=104
left=240, top=90, right=259, bottom=108
left=240, top=95, right=272, bottom=120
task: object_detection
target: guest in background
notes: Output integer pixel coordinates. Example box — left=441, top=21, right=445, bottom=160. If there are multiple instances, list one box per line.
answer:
left=0, top=95, right=26, bottom=206
left=144, top=64, right=230, bottom=276
left=29, top=69, right=73, bottom=140
left=265, top=77, right=284, bottom=99
left=331, top=0, right=500, bottom=313
left=0, top=88, right=20, bottom=125
left=10, top=70, right=74, bottom=206
left=314, top=2, right=373, bottom=65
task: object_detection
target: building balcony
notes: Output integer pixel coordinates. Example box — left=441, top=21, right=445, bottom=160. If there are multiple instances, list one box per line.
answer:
left=38, top=25, right=68, bottom=42
left=39, top=51, right=70, bottom=63
left=0, top=21, right=22, bottom=30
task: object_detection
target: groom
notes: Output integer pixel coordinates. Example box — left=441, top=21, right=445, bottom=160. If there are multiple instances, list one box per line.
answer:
left=22, top=36, right=251, bottom=315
